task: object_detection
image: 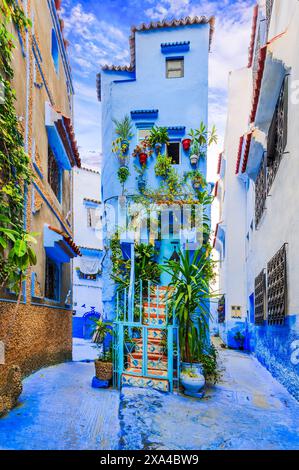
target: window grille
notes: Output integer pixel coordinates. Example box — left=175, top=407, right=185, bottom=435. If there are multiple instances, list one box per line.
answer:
left=48, top=146, right=61, bottom=200
left=267, top=244, right=287, bottom=325
left=267, top=77, right=288, bottom=193
left=254, top=270, right=266, bottom=325
left=255, top=158, right=267, bottom=227
left=166, top=58, right=184, bottom=79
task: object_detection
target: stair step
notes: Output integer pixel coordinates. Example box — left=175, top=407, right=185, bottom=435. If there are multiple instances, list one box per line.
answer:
left=148, top=329, right=165, bottom=340
left=134, top=341, right=165, bottom=354
left=128, top=354, right=168, bottom=371
left=122, top=373, right=169, bottom=392
left=143, top=302, right=166, bottom=310
left=125, top=367, right=168, bottom=378
left=143, top=316, right=167, bottom=326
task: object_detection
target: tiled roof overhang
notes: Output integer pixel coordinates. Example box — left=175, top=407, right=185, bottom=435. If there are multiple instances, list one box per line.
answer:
left=217, top=152, right=223, bottom=175
left=102, top=16, right=215, bottom=72
left=49, top=226, right=82, bottom=256
left=235, top=136, right=244, bottom=174
left=241, top=132, right=253, bottom=174
left=249, top=45, right=267, bottom=123
left=214, top=180, right=219, bottom=197
left=61, top=116, right=81, bottom=168
left=248, top=5, right=258, bottom=68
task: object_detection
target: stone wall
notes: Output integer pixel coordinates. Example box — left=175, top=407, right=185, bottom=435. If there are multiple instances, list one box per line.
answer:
left=0, top=301, right=72, bottom=415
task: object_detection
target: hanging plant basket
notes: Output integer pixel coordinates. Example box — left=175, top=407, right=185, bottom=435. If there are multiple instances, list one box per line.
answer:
left=192, top=178, right=202, bottom=190
left=182, top=138, right=192, bottom=151
left=137, top=176, right=146, bottom=192
left=190, top=154, right=199, bottom=166
left=121, top=139, right=129, bottom=154
left=154, top=142, right=162, bottom=154
left=139, top=152, right=148, bottom=165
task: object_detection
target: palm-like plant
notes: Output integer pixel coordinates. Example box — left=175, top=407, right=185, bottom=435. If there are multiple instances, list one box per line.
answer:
left=189, top=122, right=217, bottom=157
left=112, top=115, right=133, bottom=141
left=162, top=248, right=215, bottom=364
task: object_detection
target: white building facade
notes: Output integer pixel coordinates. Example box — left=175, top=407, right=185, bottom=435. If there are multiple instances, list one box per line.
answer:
left=214, top=0, right=299, bottom=400
left=72, top=166, right=104, bottom=338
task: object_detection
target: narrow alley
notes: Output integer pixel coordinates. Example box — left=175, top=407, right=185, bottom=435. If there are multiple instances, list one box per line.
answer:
left=0, top=341, right=298, bottom=451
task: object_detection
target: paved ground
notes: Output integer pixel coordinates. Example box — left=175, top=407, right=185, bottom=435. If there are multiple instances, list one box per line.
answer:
left=0, top=340, right=120, bottom=450
left=120, top=347, right=299, bottom=450
left=0, top=339, right=298, bottom=450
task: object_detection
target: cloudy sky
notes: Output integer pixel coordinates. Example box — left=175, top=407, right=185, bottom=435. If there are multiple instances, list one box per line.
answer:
left=61, top=0, right=255, bottom=176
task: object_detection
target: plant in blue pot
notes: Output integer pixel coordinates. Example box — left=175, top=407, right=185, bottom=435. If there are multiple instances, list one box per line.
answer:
left=162, top=247, right=218, bottom=398
left=148, top=126, right=169, bottom=154
left=112, top=115, right=134, bottom=154
left=188, top=122, right=217, bottom=167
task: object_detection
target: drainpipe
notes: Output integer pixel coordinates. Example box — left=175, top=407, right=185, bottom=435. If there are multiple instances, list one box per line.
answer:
left=128, top=242, right=135, bottom=323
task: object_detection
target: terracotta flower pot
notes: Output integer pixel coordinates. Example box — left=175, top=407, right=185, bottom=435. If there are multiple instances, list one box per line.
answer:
left=94, top=360, right=113, bottom=381
left=139, top=152, right=148, bottom=165
left=182, top=138, right=192, bottom=151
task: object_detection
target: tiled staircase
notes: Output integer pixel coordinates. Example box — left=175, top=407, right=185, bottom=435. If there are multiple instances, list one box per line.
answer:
left=121, top=286, right=170, bottom=392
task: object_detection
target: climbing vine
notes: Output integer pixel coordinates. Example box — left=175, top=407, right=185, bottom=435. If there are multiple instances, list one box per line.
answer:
left=0, top=0, right=37, bottom=293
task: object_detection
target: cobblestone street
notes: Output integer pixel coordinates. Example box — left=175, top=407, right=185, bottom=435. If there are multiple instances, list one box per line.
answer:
left=0, top=340, right=298, bottom=450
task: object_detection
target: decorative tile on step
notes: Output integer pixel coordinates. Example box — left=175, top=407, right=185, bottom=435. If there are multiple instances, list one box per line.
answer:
left=128, top=354, right=168, bottom=371
left=148, top=329, right=165, bottom=340
left=122, top=373, right=169, bottom=392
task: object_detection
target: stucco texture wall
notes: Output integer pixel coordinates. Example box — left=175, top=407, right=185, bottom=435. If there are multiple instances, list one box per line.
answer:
left=0, top=301, right=72, bottom=414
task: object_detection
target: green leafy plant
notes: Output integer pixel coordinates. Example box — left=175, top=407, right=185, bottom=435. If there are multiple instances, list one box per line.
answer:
left=117, top=166, right=130, bottom=185
left=148, top=126, right=169, bottom=146
left=112, top=137, right=128, bottom=166
left=189, top=122, right=217, bottom=158
left=154, top=153, right=172, bottom=178
left=162, top=248, right=216, bottom=364
left=0, top=2, right=36, bottom=294
left=184, top=170, right=207, bottom=187
left=92, top=317, right=113, bottom=360
left=112, top=115, right=133, bottom=141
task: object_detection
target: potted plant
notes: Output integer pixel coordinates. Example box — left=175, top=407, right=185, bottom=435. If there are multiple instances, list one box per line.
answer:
left=133, top=137, right=153, bottom=165
left=182, top=138, right=192, bottom=151
left=112, top=137, right=128, bottom=167
left=148, top=126, right=169, bottom=154
left=92, top=318, right=113, bottom=382
left=117, top=166, right=130, bottom=185
left=234, top=331, right=245, bottom=350
left=188, top=123, right=217, bottom=167
left=134, top=164, right=147, bottom=193
left=154, top=153, right=172, bottom=179
left=112, top=115, right=133, bottom=154
left=184, top=170, right=207, bottom=191
left=162, top=248, right=216, bottom=397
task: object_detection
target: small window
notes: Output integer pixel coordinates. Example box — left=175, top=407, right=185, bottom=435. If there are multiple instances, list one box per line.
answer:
left=51, top=29, right=59, bottom=74
left=45, top=256, right=60, bottom=301
left=167, top=142, right=180, bottom=164
left=166, top=58, right=184, bottom=79
left=48, top=145, right=62, bottom=201
left=87, top=207, right=101, bottom=228
left=138, top=129, right=151, bottom=142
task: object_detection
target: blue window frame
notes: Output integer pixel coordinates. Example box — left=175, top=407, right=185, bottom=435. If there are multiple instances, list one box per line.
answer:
left=51, top=29, right=59, bottom=74
left=45, top=255, right=60, bottom=301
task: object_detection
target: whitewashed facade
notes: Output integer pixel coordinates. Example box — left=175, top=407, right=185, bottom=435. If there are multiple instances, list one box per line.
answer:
left=72, top=166, right=103, bottom=337
left=214, top=0, right=299, bottom=400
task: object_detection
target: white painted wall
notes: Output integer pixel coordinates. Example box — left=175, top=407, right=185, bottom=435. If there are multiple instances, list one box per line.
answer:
left=73, top=166, right=103, bottom=317
left=215, top=67, right=252, bottom=333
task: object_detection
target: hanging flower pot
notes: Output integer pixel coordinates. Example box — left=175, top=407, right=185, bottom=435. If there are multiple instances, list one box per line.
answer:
left=192, top=178, right=202, bottom=190
left=182, top=138, right=192, bottom=151
left=154, top=143, right=162, bottom=154
left=137, top=176, right=146, bottom=192
left=139, top=152, right=148, bottom=165
left=190, top=154, right=199, bottom=166
left=121, top=139, right=129, bottom=154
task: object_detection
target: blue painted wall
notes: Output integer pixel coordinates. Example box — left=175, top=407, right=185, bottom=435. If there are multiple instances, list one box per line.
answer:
left=101, top=23, right=210, bottom=319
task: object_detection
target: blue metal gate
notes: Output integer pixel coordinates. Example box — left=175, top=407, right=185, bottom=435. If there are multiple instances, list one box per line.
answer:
left=113, top=281, right=180, bottom=392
